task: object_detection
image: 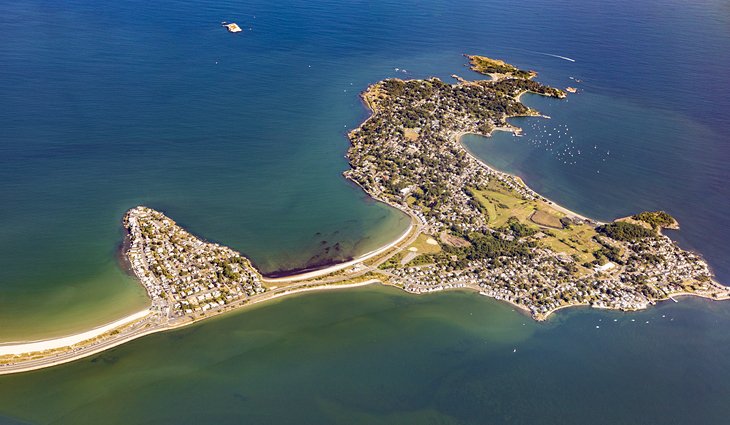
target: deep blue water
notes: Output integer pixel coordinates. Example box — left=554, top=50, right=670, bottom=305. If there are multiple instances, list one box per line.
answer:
left=2, top=0, right=729, bottom=336
left=1, top=0, right=730, bottom=422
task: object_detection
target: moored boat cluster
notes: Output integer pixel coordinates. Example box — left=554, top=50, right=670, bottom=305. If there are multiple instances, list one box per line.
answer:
left=345, top=56, right=728, bottom=319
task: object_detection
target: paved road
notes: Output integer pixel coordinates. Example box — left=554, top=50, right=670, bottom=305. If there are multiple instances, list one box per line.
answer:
left=0, top=316, right=163, bottom=375
left=0, top=212, right=425, bottom=375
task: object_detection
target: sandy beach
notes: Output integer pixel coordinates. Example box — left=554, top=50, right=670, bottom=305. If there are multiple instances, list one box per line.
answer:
left=0, top=309, right=151, bottom=356
left=1, top=68, right=724, bottom=376
left=0, top=281, right=384, bottom=374
left=262, top=208, right=418, bottom=284
left=455, top=130, right=604, bottom=225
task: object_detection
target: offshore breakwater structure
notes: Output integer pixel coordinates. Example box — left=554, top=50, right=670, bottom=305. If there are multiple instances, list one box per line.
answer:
left=1, top=55, right=728, bottom=374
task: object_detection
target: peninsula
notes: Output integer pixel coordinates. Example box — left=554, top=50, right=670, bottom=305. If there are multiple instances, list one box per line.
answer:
left=1, top=55, right=727, bottom=374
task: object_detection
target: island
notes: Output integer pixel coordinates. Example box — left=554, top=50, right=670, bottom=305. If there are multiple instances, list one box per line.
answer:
left=1, top=54, right=727, bottom=374
left=222, top=22, right=243, bottom=33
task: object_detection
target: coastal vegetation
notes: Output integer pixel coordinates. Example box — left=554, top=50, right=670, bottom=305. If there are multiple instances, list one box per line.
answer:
left=596, top=221, right=656, bottom=241
left=632, top=211, right=676, bottom=229
left=2, top=54, right=726, bottom=375
left=467, top=55, right=534, bottom=79
left=379, top=252, right=404, bottom=269
left=346, top=54, right=726, bottom=319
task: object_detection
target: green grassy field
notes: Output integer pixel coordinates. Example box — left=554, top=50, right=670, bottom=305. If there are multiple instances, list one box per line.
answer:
left=468, top=180, right=538, bottom=227
left=541, top=225, right=601, bottom=264
left=530, top=210, right=563, bottom=228
left=406, top=234, right=442, bottom=255
left=469, top=180, right=599, bottom=265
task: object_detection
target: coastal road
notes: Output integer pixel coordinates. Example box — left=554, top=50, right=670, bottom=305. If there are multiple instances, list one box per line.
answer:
left=0, top=316, right=163, bottom=375
left=0, top=210, right=425, bottom=375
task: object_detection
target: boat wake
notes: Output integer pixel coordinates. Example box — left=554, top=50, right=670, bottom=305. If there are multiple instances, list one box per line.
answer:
left=530, top=51, right=576, bottom=62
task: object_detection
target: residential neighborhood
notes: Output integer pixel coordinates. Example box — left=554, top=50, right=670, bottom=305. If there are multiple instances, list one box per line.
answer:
left=124, top=207, right=265, bottom=318
left=345, top=57, right=728, bottom=319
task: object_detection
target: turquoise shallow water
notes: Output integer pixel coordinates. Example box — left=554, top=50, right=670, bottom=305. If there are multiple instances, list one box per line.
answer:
left=1, top=0, right=729, bottom=337
left=1, top=286, right=730, bottom=424
left=2, top=0, right=730, bottom=422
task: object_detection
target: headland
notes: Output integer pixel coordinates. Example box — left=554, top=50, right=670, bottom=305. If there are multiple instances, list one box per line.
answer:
left=1, top=54, right=727, bottom=375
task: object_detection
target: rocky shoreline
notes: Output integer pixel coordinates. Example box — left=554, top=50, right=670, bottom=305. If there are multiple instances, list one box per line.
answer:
left=2, top=54, right=727, bottom=375
left=344, top=54, right=729, bottom=319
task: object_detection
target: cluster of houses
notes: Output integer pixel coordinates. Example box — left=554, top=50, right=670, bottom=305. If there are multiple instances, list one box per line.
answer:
left=124, top=207, right=265, bottom=318
left=345, top=73, right=726, bottom=319
left=389, top=231, right=721, bottom=319
left=347, top=76, right=572, bottom=238
left=119, top=67, right=726, bottom=323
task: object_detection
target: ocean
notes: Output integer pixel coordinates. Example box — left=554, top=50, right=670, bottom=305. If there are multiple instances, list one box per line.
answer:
left=1, top=0, right=730, bottom=423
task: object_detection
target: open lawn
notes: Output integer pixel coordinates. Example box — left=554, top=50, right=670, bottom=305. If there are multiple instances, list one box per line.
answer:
left=406, top=234, right=442, bottom=255
left=400, top=234, right=442, bottom=266
left=541, top=225, right=601, bottom=264
left=404, top=128, right=419, bottom=141
left=470, top=180, right=599, bottom=265
left=530, top=210, right=563, bottom=228
left=468, top=180, right=537, bottom=227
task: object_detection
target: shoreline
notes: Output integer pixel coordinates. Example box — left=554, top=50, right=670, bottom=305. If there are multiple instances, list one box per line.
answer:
left=2, top=61, right=727, bottom=375
left=457, top=128, right=728, bottom=320
left=0, top=195, right=420, bottom=370
left=0, top=309, right=151, bottom=356
left=482, top=287, right=730, bottom=322
left=0, top=280, right=383, bottom=375
left=247, top=279, right=380, bottom=303
left=3, top=272, right=726, bottom=371
left=538, top=290, right=730, bottom=321
left=261, top=218, right=415, bottom=284
left=456, top=130, right=604, bottom=225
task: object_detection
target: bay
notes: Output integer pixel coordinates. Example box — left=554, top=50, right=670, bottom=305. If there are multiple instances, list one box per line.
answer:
left=1, top=0, right=730, bottom=422
left=1, top=287, right=729, bottom=424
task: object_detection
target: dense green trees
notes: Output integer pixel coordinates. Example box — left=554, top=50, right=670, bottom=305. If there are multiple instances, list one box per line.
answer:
left=505, top=216, right=536, bottom=238
left=596, top=222, right=655, bottom=241
left=433, top=230, right=533, bottom=267
left=491, top=79, right=565, bottom=98
left=632, top=211, right=675, bottom=229
left=593, top=243, right=622, bottom=265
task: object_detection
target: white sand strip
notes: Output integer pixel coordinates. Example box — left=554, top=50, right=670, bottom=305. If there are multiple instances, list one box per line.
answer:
left=261, top=219, right=415, bottom=283
left=0, top=309, right=150, bottom=356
